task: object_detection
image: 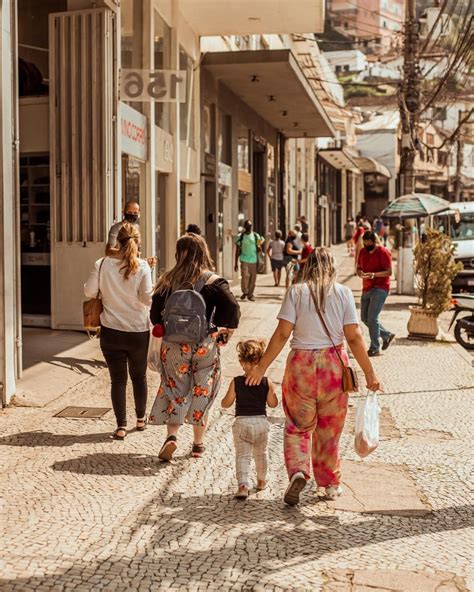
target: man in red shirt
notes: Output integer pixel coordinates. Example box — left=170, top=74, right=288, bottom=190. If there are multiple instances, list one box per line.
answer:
left=357, top=231, right=395, bottom=356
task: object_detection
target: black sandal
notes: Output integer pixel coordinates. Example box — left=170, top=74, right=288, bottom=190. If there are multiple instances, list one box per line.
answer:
left=158, top=435, right=177, bottom=461
left=112, top=427, right=127, bottom=441
left=191, top=443, right=205, bottom=458
left=136, top=417, right=147, bottom=432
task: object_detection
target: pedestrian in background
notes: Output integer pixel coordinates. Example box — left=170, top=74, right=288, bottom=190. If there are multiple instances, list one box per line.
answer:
left=221, top=339, right=278, bottom=500
left=357, top=230, right=395, bottom=357
left=345, top=217, right=356, bottom=255
left=354, top=222, right=371, bottom=275
left=186, top=224, right=202, bottom=235
left=298, top=215, right=309, bottom=234
left=234, top=220, right=263, bottom=302
left=106, top=200, right=140, bottom=256
left=284, top=229, right=300, bottom=289
left=267, top=230, right=286, bottom=287
left=85, top=223, right=153, bottom=440
left=293, top=223, right=303, bottom=249
left=150, top=233, right=240, bottom=460
left=246, top=247, right=380, bottom=506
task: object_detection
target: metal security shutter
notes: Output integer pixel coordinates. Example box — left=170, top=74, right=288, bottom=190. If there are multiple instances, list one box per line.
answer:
left=50, top=8, right=115, bottom=242
left=49, top=8, right=117, bottom=329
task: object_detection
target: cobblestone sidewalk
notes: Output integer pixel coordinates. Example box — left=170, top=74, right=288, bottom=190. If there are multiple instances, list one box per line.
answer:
left=0, top=247, right=473, bottom=591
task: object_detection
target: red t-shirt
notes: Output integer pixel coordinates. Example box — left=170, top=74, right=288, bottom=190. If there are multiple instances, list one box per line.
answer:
left=301, top=244, right=314, bottom=261
left=358, top=246, right=392, bottom=293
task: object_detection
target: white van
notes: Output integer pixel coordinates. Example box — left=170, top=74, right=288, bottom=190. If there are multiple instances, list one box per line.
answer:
left=434, top=202, right=474, bottom=291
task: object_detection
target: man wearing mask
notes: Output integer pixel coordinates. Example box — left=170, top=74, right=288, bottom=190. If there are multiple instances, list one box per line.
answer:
left=106, top=200, right=140, bottom=256
left=234, top=220, right=263, bottom=302
left=357, top=230, right=395, bottom=357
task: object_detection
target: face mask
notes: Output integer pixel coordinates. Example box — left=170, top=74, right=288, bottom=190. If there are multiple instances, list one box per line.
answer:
left=125, top=213, right=139, bottom=223
left=365, top=244, right=375, bottom=252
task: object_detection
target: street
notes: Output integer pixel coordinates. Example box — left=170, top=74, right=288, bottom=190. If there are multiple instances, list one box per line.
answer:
left=0, top=248, right=473, bottom=592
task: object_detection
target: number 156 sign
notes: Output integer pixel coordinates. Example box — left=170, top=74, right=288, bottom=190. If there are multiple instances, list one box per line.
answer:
left=120, top=70, right=187, bottom=102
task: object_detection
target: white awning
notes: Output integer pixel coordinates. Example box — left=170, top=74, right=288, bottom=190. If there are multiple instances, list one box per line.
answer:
left=203, top=50, right=335, bottom=138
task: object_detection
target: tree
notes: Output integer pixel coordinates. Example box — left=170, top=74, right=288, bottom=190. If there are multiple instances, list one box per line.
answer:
left=413, top=229, right=462, bottom=315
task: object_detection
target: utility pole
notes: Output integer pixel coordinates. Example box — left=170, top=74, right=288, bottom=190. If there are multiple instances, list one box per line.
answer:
left=399, top=0, right=420, bottom=195
left=453, top=110, right=465, bottom=202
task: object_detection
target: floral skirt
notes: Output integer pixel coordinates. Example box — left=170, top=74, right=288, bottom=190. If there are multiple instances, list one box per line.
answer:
left=148, top=337, right=221, bottom=426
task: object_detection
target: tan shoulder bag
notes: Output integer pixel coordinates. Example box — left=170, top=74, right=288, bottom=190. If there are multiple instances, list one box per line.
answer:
left=83, top=258, right=106, bottom=337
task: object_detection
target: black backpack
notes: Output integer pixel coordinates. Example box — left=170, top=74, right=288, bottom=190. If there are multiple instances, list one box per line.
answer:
left=163, top=272, right=214, bottom=343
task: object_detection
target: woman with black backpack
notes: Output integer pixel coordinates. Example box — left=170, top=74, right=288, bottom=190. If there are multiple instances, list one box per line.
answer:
left=149, top=234, right=240, bottom=460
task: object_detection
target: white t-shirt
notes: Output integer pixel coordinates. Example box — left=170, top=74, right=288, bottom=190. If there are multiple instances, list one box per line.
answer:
left=277, top=283, right=358, bottom=350
left=269, top=239, right=285, bottom=261
left=84, top=257, right=153, bottom=332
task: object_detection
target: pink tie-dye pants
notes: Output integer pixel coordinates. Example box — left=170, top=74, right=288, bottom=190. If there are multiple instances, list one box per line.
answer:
left=282, top=347, right=349, bottom=487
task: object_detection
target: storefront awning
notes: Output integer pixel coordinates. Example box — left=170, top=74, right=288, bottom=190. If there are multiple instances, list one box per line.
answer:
left=179, top=1, right=324, bottom=35
left=203, top=50, right=335, bottom=138
left=353, top=156, right=391, bottom=178
left=317, top=148, right=361, bottom=172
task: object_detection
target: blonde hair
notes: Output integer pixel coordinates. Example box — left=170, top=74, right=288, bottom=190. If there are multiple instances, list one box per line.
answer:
left=117, top=222, right=140, bottom=280
left=236, top=339, right=266, bottom=365
left=155, top=233, right=215, bottom=294
left=298, top=247, right=337, bottom=312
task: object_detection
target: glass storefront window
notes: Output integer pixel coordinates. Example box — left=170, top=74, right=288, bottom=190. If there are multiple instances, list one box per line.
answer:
left=203, top=103, right=215, bottom=154
left=18, top=0, right=67, bottom=96
left=121, top=0, right=143, bottom=112
left=122, top=155, right=141, bottom=204
left=179, top=46, right=195, bottom=148
left=156, top=173, right=168, bottom=271
left=154, top=11, right=171, bottom=132
left=237, top=125, right=250, bottom=172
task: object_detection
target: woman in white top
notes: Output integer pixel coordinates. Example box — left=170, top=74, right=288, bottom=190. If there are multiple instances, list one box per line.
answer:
left=246, top=247, right=380, bottom=506
left=84, top=223, right=153, bottom=440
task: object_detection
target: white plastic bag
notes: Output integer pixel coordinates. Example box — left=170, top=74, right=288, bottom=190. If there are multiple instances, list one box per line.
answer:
left=354, top=391, right=380, bottom=458
left=147, top=335, right=162, bottom=373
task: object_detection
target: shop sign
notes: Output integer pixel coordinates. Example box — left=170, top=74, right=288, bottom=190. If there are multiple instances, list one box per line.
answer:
left=120, top=70, right=187, bottom=102
left=155, top=126, right=173, bottom=173
left=218, top=162, right=232, bottom=187
left=120, top=102, right=147, bottom=161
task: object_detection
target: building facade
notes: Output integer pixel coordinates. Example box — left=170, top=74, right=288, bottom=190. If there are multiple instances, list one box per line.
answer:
left=1, top=0, right=335, bottom=404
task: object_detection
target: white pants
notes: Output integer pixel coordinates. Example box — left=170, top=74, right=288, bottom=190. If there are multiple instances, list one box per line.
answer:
left=232, top=416, right=269, bottom=486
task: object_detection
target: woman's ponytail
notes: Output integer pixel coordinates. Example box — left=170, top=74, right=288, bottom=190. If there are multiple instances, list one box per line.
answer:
left=117, top=223, right=140, bottom=280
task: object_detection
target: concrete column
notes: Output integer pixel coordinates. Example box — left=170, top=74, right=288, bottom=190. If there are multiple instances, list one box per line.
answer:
left=163, top=0, right=180, bottom=269
left=141, top=0, right=155, bottom=262
left=0, top=0, right=18, bottom=403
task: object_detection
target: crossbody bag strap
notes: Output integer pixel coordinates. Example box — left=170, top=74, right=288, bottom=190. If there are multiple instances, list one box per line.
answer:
left=308, top=286, right=347, bottom=368
left=97, top=257, right=106, bottom=299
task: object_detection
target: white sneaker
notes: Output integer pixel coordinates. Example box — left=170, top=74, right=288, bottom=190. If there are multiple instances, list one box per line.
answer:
left=325, top=485, right=343, bottom=500
left=234, top=484, right=249, bottom=500
left=283, top=472, right=307, bottom=506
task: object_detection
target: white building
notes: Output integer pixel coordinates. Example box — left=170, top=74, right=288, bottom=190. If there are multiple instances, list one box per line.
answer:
left=324, top=49, right=368, bottom=75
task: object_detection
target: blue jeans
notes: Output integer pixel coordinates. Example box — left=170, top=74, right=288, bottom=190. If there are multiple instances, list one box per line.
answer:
left=360, top=289, right=391, bottom=352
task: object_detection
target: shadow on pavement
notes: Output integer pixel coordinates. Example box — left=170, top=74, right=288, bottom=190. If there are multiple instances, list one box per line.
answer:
left=0, top=431, right=111, bottom=447
left=46, top=356, right=107, bottom=376
left=52, top=452, right=169, bottom=476
left=2, top=500, right=472, bottom=590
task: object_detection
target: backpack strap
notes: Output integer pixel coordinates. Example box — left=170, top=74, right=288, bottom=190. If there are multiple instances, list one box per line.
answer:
left=194, top=271, right=215, bottom=293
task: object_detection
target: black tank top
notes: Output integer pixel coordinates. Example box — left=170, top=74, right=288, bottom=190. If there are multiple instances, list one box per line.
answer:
left=234, top=376, right=269, bottom=417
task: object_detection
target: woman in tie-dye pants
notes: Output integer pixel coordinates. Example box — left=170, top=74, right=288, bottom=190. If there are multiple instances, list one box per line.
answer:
left=246, top=248, right=381, bottom=506
left=282, top=347, right=349, bottom=489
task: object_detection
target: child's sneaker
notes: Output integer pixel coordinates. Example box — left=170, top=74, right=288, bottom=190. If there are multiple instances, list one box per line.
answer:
left=325, top=485, right=343, bottom=500
left=234, top=484, right=249, bottom=500
left=283, top=472, right=306, bottom=506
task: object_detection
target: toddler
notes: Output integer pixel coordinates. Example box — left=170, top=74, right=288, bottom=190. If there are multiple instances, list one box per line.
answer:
left=221, top=339, right=278, bottom=500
